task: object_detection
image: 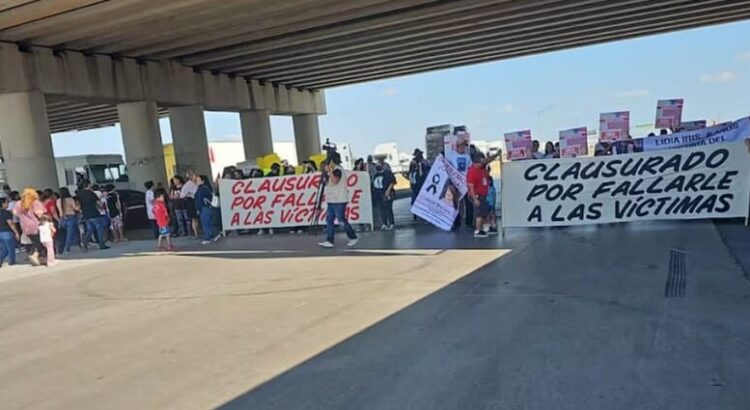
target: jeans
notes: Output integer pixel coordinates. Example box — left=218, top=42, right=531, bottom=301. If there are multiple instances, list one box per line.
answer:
left=199, top=207, right=214, bottom=241
left=175, top=208, right=189, bottom=236
left=84, top=217, right=106, bottom=249
left=325, top=203, right=357, bottom=243
left=61, top=215, right=79, bottom=253
left=0, top=231, right=17, bottom=265
left=149, top=219, right=159, bottom=239
left=379, top=198, right=395, bottom=227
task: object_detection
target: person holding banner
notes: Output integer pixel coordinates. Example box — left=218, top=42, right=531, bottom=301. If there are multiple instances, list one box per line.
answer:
left=318, top=156, right=358, bottom=249
left=447, top=136, right=473, bottom=230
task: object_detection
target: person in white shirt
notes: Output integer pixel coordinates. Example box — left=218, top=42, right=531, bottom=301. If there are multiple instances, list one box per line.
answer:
left=145, top=181, right=157, bottom=239
left=446, top=138, right=474, bottom=230
left=318, top=154, right=358, bottom=248
left=446, top=138, right=472, bottom=176
left=181, top=174, right=200, bottom=237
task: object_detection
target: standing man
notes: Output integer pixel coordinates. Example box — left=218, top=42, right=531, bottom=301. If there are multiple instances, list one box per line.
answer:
left=446, top=136, right=473, bottom=230
left=318, top=154, right=358, bottom=248
left=78, top=180, right=109, bottom=250
left=408, top=149, right=430, bottom=221
left=531, top=140, right=545, bottom=159
left=366, top=155, right=380, bottom=230
left=372, top=159, right=396, bottom=230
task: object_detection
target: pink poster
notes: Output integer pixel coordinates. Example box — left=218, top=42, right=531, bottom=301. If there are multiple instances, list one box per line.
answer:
left=655, top=99, right=684, bottom=129
left=599, top=111, right=630, bottom=142
left=559, top=127, right=588, bottom=158
left=504, top=130, right=532, bottom=161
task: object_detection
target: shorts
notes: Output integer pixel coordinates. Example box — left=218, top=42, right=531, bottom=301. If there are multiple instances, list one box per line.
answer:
left=185, top=200, right=198, bottom=219
left=110, top=215, right=123, bottom=230
left=473, top=195, right=489, bottom=218
left=158, top=226, right=172, bottom=237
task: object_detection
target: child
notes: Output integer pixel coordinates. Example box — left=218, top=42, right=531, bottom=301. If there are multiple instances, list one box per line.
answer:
left=38, top=214, right=57, bottom=266
left=486, top=177, right=499, bottom=235
left=152, top=189, right=174, bottom=252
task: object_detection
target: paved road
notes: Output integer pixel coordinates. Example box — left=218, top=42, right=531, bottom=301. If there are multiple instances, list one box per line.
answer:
left=1, top=220, right=749, bottom=409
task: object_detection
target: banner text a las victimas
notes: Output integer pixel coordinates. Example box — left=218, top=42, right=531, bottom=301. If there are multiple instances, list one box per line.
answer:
left=501, top=142, right=750, bottom=227
left=221, top=172, right=372, bottom=229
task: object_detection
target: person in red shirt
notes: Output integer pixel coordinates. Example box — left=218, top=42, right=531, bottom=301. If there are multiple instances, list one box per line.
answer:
left=466, top=153, right=493, bottom=238
left=152, top=189, right=174, bottom=251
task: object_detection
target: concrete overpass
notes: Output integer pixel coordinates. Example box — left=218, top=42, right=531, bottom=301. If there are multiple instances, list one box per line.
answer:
left=1, top=0, right=749, bottom=189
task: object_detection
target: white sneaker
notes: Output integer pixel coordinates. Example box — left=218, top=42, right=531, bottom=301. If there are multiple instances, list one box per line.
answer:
left=388, top=224, right=395, bottom=231
left=346, top=238, right=358, bottom=247
left=257, top=230, right=264, bottom=235
left=212, top=234, right=222, bottom=242
left=318, top=241, right=334, bottom=248
left=380, top=225, right=388, bottom=231
left=201, top=240, right=211, bottom=245
left=269, top=229, right=274, bottom=235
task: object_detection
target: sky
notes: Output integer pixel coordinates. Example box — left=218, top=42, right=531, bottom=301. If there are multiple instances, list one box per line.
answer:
left=52, top=20, right=750, bottom=160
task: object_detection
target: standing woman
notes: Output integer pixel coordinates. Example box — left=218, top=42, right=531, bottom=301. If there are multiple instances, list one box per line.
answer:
left=171, top=176, right=189, bottom=237
left=57, top=187, right=80, bottom=254
left=195, top=175, right=217, bottom=245
left=13, top=188, right=46, bottom=266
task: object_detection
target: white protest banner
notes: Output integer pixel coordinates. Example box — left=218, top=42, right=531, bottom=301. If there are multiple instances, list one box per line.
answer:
left=411, top=155, right=468, bottom=231
left=559, top=127, right=588, bottom=158
left=220, top=172, right=373, bottom=230
left=655, top=99, right=684, bottom=129
left=641, top=117, right=750, bottom=151
left=501, top=141, right=750, bottom=227
left=599, top=111, right=630, bottom=142
left=679, top=120, right=706, bottom=132
left=504, top=130, right=532, bottom=161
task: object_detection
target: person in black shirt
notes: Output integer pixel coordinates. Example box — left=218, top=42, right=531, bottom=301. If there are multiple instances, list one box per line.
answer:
left=0, top=196, right=20, bottom=266
left=77, top=180, right=109, bottom=250
left=266, top=163, right=281, bottom=177
left=408, top=149, right=430, bottom=220
left=372, top=160, right=396, bottom=230
left=106, top=184, right=126, bottom=242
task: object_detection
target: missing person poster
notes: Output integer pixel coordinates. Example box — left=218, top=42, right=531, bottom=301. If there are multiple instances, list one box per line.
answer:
left=501, top=141, right=750, bottom=227
left=504, top=130, right=532, bottom=161
left=599, top=111, right=630, bottom=142
left=411, top=155, right=468, bottom=231
left=219, top=172, right=373, bottom=230
left=655, top=99, right=684, bottom=129
left=559, top=127, right=588, bottom=158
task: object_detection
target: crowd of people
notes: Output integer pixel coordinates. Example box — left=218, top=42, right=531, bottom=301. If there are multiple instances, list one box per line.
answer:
left=0, top=182, right=127, bottom=267
left=150, top=173, right=222, bottom=247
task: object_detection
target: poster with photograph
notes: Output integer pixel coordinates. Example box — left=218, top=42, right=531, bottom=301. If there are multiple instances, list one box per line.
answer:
left=599, top=111, right=630, bottom=142
left=559, top=127, right=588, bottom=158
left=655, top=99, right=684, bottom=129
left=504, top=130, right=532, bottom=161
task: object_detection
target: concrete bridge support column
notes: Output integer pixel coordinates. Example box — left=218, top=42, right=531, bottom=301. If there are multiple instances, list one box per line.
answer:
left=0, top=91, right=58, bottom=190
left=239, top=110, right=273, bottom=163
left=117, top=101, right=167, bottom=191
left=293, top=114, right=321, bottom=165
left=169, top=105, right=211, bottom=178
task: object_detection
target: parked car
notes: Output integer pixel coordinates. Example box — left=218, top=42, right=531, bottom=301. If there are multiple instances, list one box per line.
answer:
left=117, top=189, right=148, bottom=230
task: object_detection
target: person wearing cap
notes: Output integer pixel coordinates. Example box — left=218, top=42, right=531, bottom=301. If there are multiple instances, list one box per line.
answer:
left=408, top=148, right=430, bottom=219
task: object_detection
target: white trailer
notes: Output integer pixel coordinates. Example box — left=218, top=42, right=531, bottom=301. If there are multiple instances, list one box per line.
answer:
left=56, top=154, right=130, bottom=191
